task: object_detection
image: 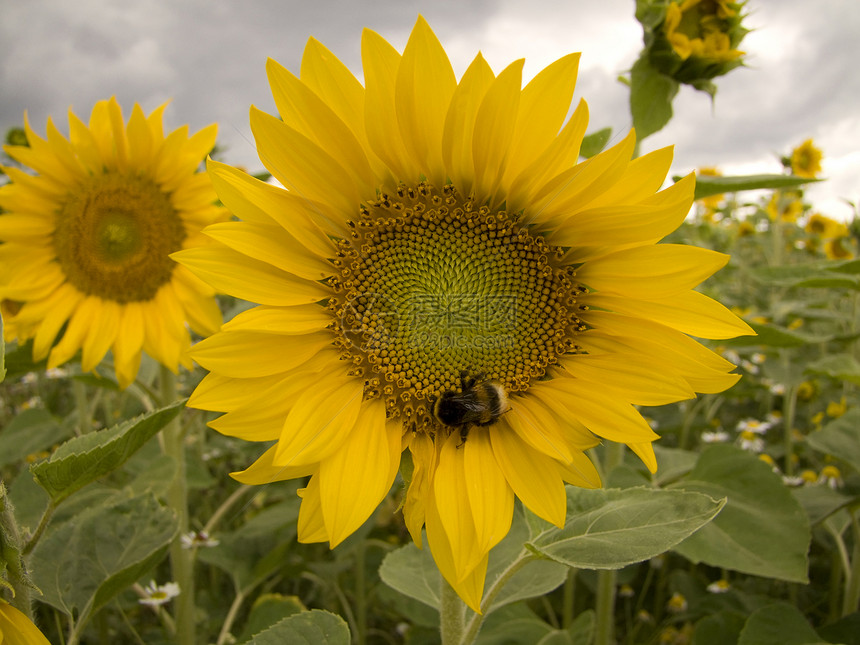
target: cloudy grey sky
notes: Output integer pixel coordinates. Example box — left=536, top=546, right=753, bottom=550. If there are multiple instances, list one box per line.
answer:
left=2, top=0, right=857, bottom=220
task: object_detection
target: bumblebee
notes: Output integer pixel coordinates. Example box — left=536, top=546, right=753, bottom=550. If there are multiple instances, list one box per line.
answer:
left=433, top=372, right=509, bottom=442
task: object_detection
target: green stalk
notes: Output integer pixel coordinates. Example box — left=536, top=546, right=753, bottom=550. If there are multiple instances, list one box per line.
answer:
left=461, top=553, right=533, bottom=644
left=782, top=385, right=798, bottom=477
left=1, top=485, right=32, bottom=617
left=562, top=568, right=577, bottom=629
left=843, top=509, right=860, bottom=616
left=594, top=442, right=624, bottom=645
left=72, top=378, right=90, bottom=436
left=439, top=577, right=466, bottom=645
left=160, top=366, right=195, bottom=645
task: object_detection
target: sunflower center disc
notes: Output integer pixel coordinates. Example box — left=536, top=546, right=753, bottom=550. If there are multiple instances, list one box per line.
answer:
left=53, top=173, right=186, bottom=303
left=329, top=182, right=586, bottom=432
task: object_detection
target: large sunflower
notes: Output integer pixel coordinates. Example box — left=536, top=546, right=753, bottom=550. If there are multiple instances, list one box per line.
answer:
left=175, top=18, right=753, bottom=610
left=0, top=98, right=227, bottom=388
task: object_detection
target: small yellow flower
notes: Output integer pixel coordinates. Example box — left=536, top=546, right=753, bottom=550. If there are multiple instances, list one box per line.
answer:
left=805, top=213, right=846, bottom=238
left=667, top=591, right=688, bottom=613
left=827, top=397, right=848, bottom=418
left=819, top=465, right=843, bottom=489
left=736, top=220, right=756, bottom=237
left=707, top=578, right=731, bottom=593
left=790, top=139, right=823, bottom=178
left=824, top=237, right=854, bottom=260
left=696, top=166, right=724, bottom=212
left=800, top=469, right=818, bottom=484
left=796, top=381, right=816, bottom=401
left=766, top=191, right=804, bottom=223
left=0, top=600, right=51, bottom=645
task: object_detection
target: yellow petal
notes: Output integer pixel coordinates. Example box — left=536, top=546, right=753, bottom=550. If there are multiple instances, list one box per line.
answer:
left=274, top=375, right=364, bottom=467
left=541, top=378, right=659, bottom=444
left=425, top=485, right=487, bottom=613
left=206, top=159, right=339, bottom=253
left=442, top=53, right=495, bottom=198
left=267, top=57, right=375, bottom=195
left=30, top=283, right=82, bottom=361
left=203, top=221, right=334, bottom=282
left=395, top=15, right=457, bottom=186
left=557, top=451, right=602, bottom=489
left=464, top=430, right=514, bottom=553
left=532, top=128, right=636, bottom=227
left=403, top=431, right=437, bottom=545
left=172, top=244, right=330, bottom=306
left=221, top=304, right=332, bottom=335
left=583, top=290, right=756, bottom=340
left=249, top=106, right=362, bottom=215
left=507, top=99, right=589, bottom=215
left=472, top=59, right=523, bottom=203
left=319, top=398, right=402, bottom=546
left=190, top=329, right=332, bottom=378
left=548, top=173, right=695, bottom=247
left=434, top=432, right=485, bottom=579
left=505, top=397, right=574, bottom=463
left=81, top=298, right=120, bottom=372
left=361, top=27, right=417, bottom=181
left=503, top=53, right=581, bottom=185
left=231, top=444, right=315, bottom=484
left=577, top=245, right=729, bottom=298
left=489, top=422, right=567, bottom=527
left=297, top=473, right=330, bottom=543
left=560, top=353, right=695, bottom=405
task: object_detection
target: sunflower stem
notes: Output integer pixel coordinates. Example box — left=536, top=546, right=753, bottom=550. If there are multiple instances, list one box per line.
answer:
left=1, top=484, right=32, bottom=618
left=72, top=378, right=90, bottom=436
left=595, top=442, right=624, bottom=645
left=160, top=365, right=195, bottom=645
left=782, top=384, right=798, bottom=477
left=439, top=576, right=466, bottom=645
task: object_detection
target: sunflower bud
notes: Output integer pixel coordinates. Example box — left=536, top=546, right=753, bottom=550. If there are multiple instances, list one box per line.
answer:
left=636, top=0, right=748, bottom=92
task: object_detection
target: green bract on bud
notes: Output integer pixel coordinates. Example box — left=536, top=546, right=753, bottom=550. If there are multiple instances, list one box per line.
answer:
left=636, top=0, right=748, bottom=90
left=629, top=0, right=749, bottom=140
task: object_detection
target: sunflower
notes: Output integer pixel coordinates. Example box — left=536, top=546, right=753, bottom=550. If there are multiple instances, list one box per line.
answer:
left=789, top=138, right=823, bottom=178
left=0, top=98, right=227, bottom=388
left=175, top=17, right=752, bottom=610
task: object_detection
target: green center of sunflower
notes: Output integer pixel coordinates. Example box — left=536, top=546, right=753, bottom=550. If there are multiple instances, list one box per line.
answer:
left=329, top=182, right=586, bottom=432
left=53, top=173, right=186, bottom=303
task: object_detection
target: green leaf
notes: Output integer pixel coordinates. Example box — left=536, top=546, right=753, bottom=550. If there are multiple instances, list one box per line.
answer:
left=806, top=409, right=860, bottom=473
left=0, top=408, right=72, bottom=469
left=476, top=604, right=555, bottom=645
left=737, top=603, right=825, bottom=645
left=816, top=612, right=860, bottom=645
left=690, top=174, right=821, bottom=201
left=751, top=264, right=860, bottom=290
left=236, top=594, right=306, bottom=644
left=629, top=56, right=679, bottom=140
left=197, top=494, right=300, bottom=591
left=791, top=484, right=853, bottom=526
left=378, top=541, right=442, bottom=610
left=379, top=506, right=568, bottom=614
left=527, top=487, right=723, bottom=569
left=29, top=493, right=177, bottom=621
left=724, top=322, right=831, bottom=348
left=692, top=611, right=747, bottom=645
left=30, top=400, right=185, bottom=504
left=670, top=445, right=810, bottom=582
left=805, top=355, right=860, bottom=386
left=580, top=128, right=612, bottom=159
left=247, top=609, right=350, bottom=645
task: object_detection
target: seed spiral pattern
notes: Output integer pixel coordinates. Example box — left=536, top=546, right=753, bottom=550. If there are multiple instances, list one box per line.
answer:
left=53, top=173, right=186, bottom=303
left=328, top=182, right=587, bottom=432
